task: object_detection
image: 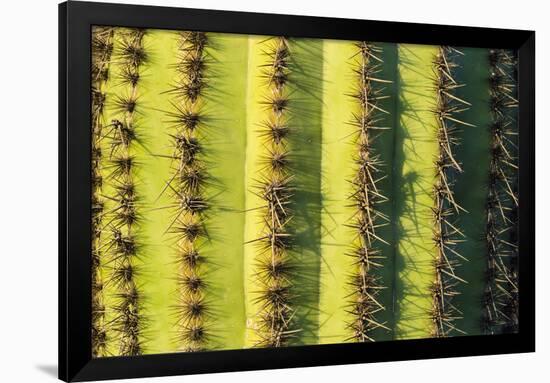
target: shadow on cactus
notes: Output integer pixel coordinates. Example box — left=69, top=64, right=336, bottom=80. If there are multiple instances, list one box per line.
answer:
left=90, top=26, right=520, bottom=357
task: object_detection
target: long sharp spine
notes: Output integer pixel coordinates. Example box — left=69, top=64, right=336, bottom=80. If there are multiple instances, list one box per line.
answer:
left=484, top=49, right=519, bottom=334
left=346, top=42, right=389, bottom=342
left=431, top=46, right=470, bottom=337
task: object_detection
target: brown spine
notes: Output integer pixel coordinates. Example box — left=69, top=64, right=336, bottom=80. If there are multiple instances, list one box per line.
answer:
left=91, top=26, right=114, bottom=358
left=347, top=42, right=390, bottom=342
left=484, top=49, right=519, bottom=334
left=431, top=46, right=471, bottom=337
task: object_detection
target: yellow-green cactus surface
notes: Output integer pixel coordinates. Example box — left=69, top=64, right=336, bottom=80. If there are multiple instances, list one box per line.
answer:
left=91, top=27, right=520, bottom=357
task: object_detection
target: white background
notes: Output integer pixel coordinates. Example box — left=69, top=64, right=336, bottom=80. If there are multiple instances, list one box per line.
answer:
left=0, top=0, right=545, bottom=381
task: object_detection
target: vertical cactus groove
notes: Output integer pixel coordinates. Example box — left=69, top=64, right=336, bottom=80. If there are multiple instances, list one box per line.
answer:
left=430, top=47, right=472, bottom=337
left=103, top=28, right=148, bottom=356
left=247, top=37, right=297, bottom=347
left=346, top=42, right=391, bottom=341
left=452, top=48, right=491, bottom=336
left=484, top=49, right=519, bottom=334
left=165, top=32, right=211, bottom=351
left=89, top=29, right=521, bottom=355
left=91, top=26, right=114, bottom=358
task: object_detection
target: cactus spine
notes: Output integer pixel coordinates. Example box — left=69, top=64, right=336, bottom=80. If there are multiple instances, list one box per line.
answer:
left=165, top=32, right=211, bottom=351
left=346, top=42, right=391, bottom=341
left=91, top=26, right=114, bottom=358
left=248, top=37, right=297, bottom=347
left=104, top=28, right=148, bottom=356
left=484, top=49, right=519, bottom=334
left=430, top=47, right=472, bottom=337
left=89, top=29, right=522, bottom=355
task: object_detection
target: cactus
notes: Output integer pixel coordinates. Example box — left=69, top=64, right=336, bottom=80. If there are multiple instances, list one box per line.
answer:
left=452, top=47, right=491, bottom=336
left=393, top=44, right=442, bottom=339
left=164, top=31, right=211, bottom=352
left=430, top=46, right=472, bottom=337
left=483, top=49, right=519, bottom=334
left=90, top=28, right=520, bottom=357
left=318, top=39, right=359, bottom=344
left=243, top=36, right=296, bottom=347
left=198, top=32, right=250, bottom=351
left=319, top=41, right=398, bottom=343
left=99, top=27, right=148, bottom=356
left=344, top=41, right=391, bottom=341
left=91, top=26, right=114, bottom=358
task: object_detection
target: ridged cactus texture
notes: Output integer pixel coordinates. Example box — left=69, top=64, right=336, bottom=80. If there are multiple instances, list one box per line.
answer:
left=345, top=42, right=391, bottom=341
left=246, top=37, right=297, bottom=347
left=103, top=28, right=148, bottom=356
left=166, top=31, right=211, bottom=351
left=91, top=27, right=520, bottom=357
left=430, top=47, right=471, bottom=337
left=91, top=26, right=114, bottom=358
left=484, top=49, right=519, bottom=334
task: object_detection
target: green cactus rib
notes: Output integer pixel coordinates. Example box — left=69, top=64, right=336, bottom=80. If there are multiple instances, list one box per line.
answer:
left=319, top=39, right=358, bottom=344
left=116, top=29, right=249, bottom=354
left=393, top=44, right=440, bottom=339
left=345, top=42, right=392, bottom=341
left=199, top=32, right=249, bottom=350
left=284, top=38, right=324, bottom=346
left=375, top=43, right=399, bottom=340
left=128, top=29, right=180, bottom=355
left=430, top=46, right=472, bottom=337
left=484, top=49, right=519, bottom=334
left=162, top=31, right=212, bottom=351
left=91, top=26, right=115, bottom=358
left=450, top=48, right=492, bottom=336
left=100, top=28, right=148, bottom=356
left=246, top=36, right=297, bottom=347
left=319, top=41, right=397, bottom=343
left=243, top=36, right=324, bottom=347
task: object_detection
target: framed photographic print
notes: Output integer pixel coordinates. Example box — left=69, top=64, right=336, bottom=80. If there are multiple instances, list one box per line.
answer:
left=59, top=1, right=535, bottom=381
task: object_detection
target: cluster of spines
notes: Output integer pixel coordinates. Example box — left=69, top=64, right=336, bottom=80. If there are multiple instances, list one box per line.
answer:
left=251, top=37, right=297, bottom=347
left=91, top=26, right=114, bottom=358
left=103, top=28, right=148, bottom=356
left=165, top=32, right=210, bottom=352
left=430, top=46, right=472, bottom=337
left=483, top=49, right=519, bottom=334
left=345, top=42, right=391, bottom=342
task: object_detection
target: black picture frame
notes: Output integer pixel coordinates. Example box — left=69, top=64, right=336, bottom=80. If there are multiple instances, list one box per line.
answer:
left=59, top=1, right=535, bottom=381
